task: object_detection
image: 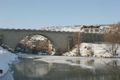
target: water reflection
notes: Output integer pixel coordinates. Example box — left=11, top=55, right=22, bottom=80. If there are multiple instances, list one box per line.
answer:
left=12, top=58, right=120, bottom=80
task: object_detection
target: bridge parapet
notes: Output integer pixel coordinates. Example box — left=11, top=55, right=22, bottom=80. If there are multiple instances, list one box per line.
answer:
left=0, top=28, right=80, bottom=32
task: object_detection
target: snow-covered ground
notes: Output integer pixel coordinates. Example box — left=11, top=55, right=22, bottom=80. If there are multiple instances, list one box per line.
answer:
left=63, top=43, right=120, bottom=58
left=0, top=47, right=17, bottom=77
left=31, top=35, right=47, bottom=41
left=17, top=42, right=120, bottom=58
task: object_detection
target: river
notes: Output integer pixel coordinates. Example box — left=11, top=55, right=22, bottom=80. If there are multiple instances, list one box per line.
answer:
left=10, top=56, right=120, bottom=80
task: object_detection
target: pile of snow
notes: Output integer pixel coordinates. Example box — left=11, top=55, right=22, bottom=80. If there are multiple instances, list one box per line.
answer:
left=80, top=44, right=94, bottom=57
left=63, top=48, right=77, bottom=56
left=63, top=43, right=120, bottom=58
left=0, top=47, right=17, bottom=77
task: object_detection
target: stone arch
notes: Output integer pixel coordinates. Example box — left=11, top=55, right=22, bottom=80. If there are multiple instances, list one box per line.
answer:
left=15, top=33, right=56, bottom=54
left=22, top=33, right=55, bottom=47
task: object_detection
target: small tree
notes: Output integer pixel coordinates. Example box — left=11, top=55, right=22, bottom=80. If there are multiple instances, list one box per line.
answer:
left=104, top=23, right=120, bottom=56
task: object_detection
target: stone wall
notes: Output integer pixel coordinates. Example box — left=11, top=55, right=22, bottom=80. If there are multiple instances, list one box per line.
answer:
left=80, top=33, right=104, bottom=43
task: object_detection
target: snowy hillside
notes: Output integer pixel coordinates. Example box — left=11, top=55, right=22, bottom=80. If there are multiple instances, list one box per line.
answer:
left=40, top=25, right=110, bottom=32
left=40, top=25, right=81, bottom=32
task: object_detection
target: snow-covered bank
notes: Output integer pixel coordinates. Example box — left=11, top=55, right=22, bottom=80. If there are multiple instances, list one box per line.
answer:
left=0, top=71, right=14, bottom=80
left=63, top=43, right=120, bottom=58
left=17, top=42, right=120, bottom=58
left=0, top=47, right=17, bottom=77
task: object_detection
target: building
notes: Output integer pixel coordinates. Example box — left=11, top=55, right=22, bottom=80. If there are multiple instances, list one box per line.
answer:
left=80, top=25, right=100, bottom=33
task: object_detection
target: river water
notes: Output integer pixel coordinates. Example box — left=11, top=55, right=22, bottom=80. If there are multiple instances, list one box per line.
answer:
left=10, top=56, right=120, bottom=80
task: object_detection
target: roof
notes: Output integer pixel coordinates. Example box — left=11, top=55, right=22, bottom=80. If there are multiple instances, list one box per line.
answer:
left=81, top=25, right=100, bottom=29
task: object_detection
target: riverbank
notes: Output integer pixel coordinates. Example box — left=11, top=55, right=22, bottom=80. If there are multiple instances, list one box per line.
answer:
left=0, top=47, right=17, bottom=78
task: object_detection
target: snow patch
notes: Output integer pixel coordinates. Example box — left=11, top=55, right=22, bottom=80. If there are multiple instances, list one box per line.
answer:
left=0, top=47, right=17, bottom=77
left=31, top=35, right=47, bottom=41
left=63, top=43, right=120, bottom=58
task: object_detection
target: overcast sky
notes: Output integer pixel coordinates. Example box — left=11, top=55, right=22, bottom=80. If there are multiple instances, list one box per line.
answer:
left=0, top=0, right=120, bottom=29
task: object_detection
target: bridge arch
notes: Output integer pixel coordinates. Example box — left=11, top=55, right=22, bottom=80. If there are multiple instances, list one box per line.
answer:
left=0, top=29, right=74, bottom=54
left=15, top=34, right=56, bottom=54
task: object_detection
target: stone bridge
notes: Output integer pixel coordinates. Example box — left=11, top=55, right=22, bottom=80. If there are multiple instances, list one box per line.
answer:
left=0, top=29, right=75, bottom=52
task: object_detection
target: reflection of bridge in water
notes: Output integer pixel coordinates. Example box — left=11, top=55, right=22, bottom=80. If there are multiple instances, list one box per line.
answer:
left=12, top=58, right=120, bottom=80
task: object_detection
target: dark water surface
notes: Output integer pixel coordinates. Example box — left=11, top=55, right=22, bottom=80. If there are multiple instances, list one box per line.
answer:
left=12, top=58, right=120, bottom=80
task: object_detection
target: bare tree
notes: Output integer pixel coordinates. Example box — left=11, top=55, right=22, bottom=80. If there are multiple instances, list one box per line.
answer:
left=104, top=23, right=120, bottom=56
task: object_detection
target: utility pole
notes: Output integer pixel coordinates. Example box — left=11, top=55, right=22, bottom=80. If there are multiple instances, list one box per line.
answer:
left=48, top=40, right=52, bottom=54
left=77, top=32, right=80, bottom=56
